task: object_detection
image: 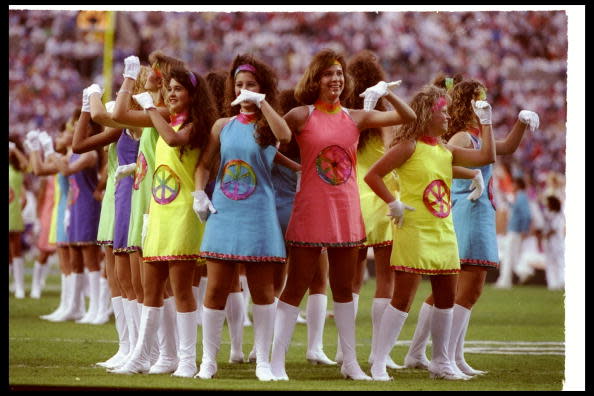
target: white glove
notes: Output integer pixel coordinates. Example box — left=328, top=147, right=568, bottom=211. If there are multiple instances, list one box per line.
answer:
left=359, top=80, right=401, bottom=111
left=295, top=170, right=302, bottom=193
left=105, top=100, right=116, bottom=114
left=141, top=213, right=149, bottom=245
left=38, top=131, right=55, bottom=157
left=24, top=130, right=41, bottom=152
left=231, top=89, right=266, bottom=108
left=518, top=110, right=540, bottom=132
left=471, top=100, right=492, bottom=125
left=81, top=88, right=90, bottom=112
left=133, top=92, right=156, bottom=111
left=467, top=169, right=485, bottom=201
left=191, top=190, right=217, bottom=223
left=87, top=83, right=104, bottom=98
left=114, top=163, right=137, bottom=181
left=123, top=55, right=141, bottom=80
left=9, top=141, right=15, bottom=151
left=387, top=199, right=415, bottom=228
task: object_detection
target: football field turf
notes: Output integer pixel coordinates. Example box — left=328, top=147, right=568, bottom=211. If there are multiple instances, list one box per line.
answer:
left=9, top=272, right=565, bottom=391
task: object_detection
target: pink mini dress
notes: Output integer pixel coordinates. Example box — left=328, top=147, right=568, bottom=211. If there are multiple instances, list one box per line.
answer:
left=285, top=103, right=366, bottom=248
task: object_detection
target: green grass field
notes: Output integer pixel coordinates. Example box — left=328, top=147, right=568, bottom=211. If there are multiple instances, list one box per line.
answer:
left=9, top=271, right=565, bottom=391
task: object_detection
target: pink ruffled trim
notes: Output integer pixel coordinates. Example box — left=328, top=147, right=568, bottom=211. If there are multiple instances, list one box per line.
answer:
left=287, top=238, right=367, bottom=248
left=363, top=240, right=393, bottom=248
left=143, top=254, right=206, bottom=264
left=200, top=251, right=286, bottom=263
left=460, top=258, right=499, bottom=269
left=391, top=265, right=460, bottom=275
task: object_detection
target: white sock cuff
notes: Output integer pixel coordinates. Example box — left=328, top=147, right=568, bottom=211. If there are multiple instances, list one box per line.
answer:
left=432, top=306, right=453, bottom=318
left=453, top=303, right=471, bottom=315
left=277, top=300, right=301, bottom=315
left=386, top=304, right=409, bottom=320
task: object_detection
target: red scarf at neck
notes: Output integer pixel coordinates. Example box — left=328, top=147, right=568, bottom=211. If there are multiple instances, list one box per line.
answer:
left=314, top=99, right=341, bottom=114
left=170, top=111, right=188, bottom=127
left=419, top=135, right=439, bottom=146
left=237, top=111, right=257, bottom=124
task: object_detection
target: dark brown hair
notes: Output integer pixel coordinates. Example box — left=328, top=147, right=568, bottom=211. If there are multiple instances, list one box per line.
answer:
left=223, top=53, right=280, bottom=147
left=346, top=50, right=387, bottom=151
left=446, top=79, right=486, bottom=140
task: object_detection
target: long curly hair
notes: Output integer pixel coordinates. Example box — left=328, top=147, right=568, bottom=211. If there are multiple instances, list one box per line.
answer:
left=168, top=67, right=217, bottom=155
left=223, top=54, right=280, bottom=147
left=278, top=88, right=301, bottom=161
left=345, top=50, right=387, bottom=151
left=148, top=50, right=186, bottom=107
left=294, top=48, right=353, bottom=105
left=205, top=69, right=227, bottom=117
left=391, top=85, right=449, bottom=146
left=446, top=79, right=486, bottom=140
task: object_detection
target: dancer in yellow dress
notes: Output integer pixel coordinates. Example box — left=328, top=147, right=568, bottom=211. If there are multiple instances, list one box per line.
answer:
left=364, top=85, right=496, bottom=381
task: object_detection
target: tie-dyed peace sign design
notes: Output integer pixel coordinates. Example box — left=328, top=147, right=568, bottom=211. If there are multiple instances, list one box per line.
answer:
left=220, top=159, right=257, bottom=200
left=67, top=178, right=79, bottom=207
left=315, top=145, right=352, bottom=186
left=488, top=177, right=496, bottom=210
left=422, top=179, right=451, bottom=218
left=152, top=165, right=181, bottom=205
left=133, top=152, right=148, bottom=190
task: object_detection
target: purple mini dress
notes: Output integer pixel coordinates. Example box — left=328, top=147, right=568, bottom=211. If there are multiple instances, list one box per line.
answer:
left=67, top=153, right=101, bottom=245
left=113, top=130, right=139, bottom=254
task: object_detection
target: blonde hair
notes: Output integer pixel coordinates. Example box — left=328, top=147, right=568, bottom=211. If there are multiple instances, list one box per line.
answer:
left=391, top=85, right=449, bottom=146
left=130, top=65, right=151, bottom=111
left=294, top=48, right=352, bottom=105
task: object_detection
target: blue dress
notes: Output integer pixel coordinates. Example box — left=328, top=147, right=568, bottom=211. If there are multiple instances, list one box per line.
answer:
left=271, top=162, right=297, bottom=237
left=450, top=133, right=499, bottom=269
left=200, top=117, right=286, bottom=263
left=56, top=173, right=70, bottom=245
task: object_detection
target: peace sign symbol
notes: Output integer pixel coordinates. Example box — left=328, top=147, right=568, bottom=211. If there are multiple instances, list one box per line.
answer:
left=422, top=179, right=451, bottom=218
left=152, top=165, right=181, bottom=205
left=488, top=177, right=496, bottom=210
left=315, top=145, right=352, bottom=186
left=133, top=152, right=148, bottom=190
left=220, top=159, right=257, bottom=200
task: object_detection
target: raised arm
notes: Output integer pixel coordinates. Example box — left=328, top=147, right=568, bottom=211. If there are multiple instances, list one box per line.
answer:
left=351, top=81, right=417, bottom=131
left=231, top=89, right=292, bottom=144
left=450, top=101, right=496, bottom=167
left=495, top=110, right=540, bottom=155
left=54, top=150, right=98, bottom=177
left=71, top=110, right=122, bottom=153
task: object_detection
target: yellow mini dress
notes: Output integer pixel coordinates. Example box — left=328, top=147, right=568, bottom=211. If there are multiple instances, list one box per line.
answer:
left=142, top=124, right=205, bottom=263
left=356, top=133, right=400, bottom=247
left=390, top=139, right=460, bottom=275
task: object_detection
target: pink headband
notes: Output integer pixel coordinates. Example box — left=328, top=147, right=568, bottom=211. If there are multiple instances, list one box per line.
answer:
left=188, top=71, right=197, bottom=88
left=432, top=96, right=447, bottom=111
left=234, top=64, right=257, bottom=77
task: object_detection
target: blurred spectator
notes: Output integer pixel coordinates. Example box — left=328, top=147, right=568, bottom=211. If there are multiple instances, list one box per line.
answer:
left=9, top=9, right=566, bottom=209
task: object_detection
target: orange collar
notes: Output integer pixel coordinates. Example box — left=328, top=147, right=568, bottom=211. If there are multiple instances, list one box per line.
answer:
left=314, top=99, right=341, bottom=114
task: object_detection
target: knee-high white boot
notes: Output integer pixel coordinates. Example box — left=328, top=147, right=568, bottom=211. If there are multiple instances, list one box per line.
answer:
left=335, top=293, right=359, bottom=364
left=90, top=276, right=112, bottom=325
left=270, top=300, right=300, bottom=380
left=40, top=273, right=68, bottom=320
left=404, top=302, right=433, bottom=369
left=428, top=307, right=468, bottom=380
left=252, top=302, right=276, bottom=381
left=115, top=299, right=139, bottom=368
left=453, top=305, right=485, bottom=376
left=370, top=304, right=408, bottom=381
left=110, top=305, right=162, bottom=374
left=334, top=300, right=371, bottom=381
left=196, top=307, right=226, bottom=379
left=305, top=294, right=335, bottom=365
left=196, top=277, right=207, bottom=326
left=149, top=297, right=179, bottom=374
left=96, top=297, right=130, bottom=369
left=77, top=270, right=101, bottom=323
left=172, top=310, right=197, bottom=378
left=30, top=261, right=43, bottom=299
left=12, top=257, right=25, bottom=299
left=52, top=273, right=85, bottom=321
left=226, top=292, right=245, bottom=363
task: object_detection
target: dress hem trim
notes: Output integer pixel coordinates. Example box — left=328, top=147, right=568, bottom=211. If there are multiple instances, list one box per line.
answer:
left=286, top=238, right=367, bottom=248
left=200, top=251, right=286, bottom=263
left=391, top=265, right=461, bottom=275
